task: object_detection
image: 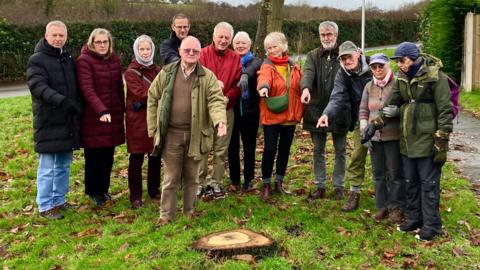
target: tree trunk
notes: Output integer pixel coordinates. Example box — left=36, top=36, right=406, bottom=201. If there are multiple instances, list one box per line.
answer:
left=267, top=0, right=284, bottom=33
left=253, top=0, right=285, bottom=58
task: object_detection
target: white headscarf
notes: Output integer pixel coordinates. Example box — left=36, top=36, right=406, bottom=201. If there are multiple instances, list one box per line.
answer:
left=133, top=34, right=155, bottom=67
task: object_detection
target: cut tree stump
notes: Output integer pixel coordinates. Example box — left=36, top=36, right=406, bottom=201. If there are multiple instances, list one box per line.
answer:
left=193, top=229, right=275, bottom=258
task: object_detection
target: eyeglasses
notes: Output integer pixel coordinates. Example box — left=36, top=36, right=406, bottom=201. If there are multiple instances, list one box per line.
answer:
left=94, top=40, right=109, bottom=46
left=182, top=48, right=200, bottom=55
left=174, top=25, right=189, bottom=29
left=370, top=64, right=385, bottom=70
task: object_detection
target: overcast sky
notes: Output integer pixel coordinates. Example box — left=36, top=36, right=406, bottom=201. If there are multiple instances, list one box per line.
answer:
left=210, top=0, right=425, bottom=11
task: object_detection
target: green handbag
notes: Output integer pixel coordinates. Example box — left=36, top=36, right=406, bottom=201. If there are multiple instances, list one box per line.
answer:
left=265, top=65, right=290, bottom=114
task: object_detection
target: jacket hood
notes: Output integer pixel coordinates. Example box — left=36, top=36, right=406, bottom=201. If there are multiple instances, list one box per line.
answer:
left=398, top=53, right=443, bottom=82
left=34, top=38, right=65, bottom=57
left=340, top=53, right=369, bottom=77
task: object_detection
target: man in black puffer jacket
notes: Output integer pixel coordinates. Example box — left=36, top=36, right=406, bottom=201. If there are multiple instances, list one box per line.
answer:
left=26, top=20, right=82, bottom=220
left=160, top=13, right=191, bottom=65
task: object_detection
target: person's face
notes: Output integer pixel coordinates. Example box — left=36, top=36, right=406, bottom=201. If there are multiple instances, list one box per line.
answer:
left=396, top=57, right=414, bottom=73
left=213, top=27, right=232, bottom=52
left=93, top=34, right=110, bottom=56
left=179, top=39, right=201, bottom=66
left=370, top=63, right=389, bottom=80
left=340, top=51, right=360, bottom=71
left=319, top=26, right=337, bottom=50
left=233, top=38, right=251, bottom=56
left=171, top=18, right=190, bottom=40
left=45, top=25, right=67, bottom=49
left=138, top=41, right=152, bottom=61
left=266, top=44, right=283, bottom=58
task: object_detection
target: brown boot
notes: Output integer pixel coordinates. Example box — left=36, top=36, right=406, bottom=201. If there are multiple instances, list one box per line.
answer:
left=388, top=208, right=405, bottom=224
left=341, top=191, right=360, bottom=212
left=261, top=183, right=271, bottom=201
left=309, top=187, right=326, bottom=200
left=374, top=208, right=389, bottom=222
left=333, top=187, right=344, bottom=201
left=274, top=182, right=291, bottom=195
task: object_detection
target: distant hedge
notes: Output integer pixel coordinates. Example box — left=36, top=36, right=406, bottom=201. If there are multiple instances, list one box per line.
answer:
left=0, top=18, right=418, bottom=81
left=419, top=0, right=480, bottom=81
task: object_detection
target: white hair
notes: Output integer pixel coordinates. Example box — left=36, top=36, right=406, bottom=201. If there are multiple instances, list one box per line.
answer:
left=45, top=20, right=67, bottom=34
left=319, top=21, right=338, bottom=34
left=233, top=31, right=252, bottom=45
left=213, top=21, right=234, bottom=38
left=264, top=32, right=288, bottom=54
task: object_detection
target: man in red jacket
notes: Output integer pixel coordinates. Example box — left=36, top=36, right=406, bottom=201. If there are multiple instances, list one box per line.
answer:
left=198, top=21, right=242, bottom=199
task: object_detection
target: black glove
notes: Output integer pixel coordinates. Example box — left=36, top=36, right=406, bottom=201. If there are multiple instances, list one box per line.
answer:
left=433, top=131, right=449, bottom=166
left=63, top=98, right=81, bottom=115
left=132, top=101, right=146, bottom=112
left=360, top=123, right=377, bottom=144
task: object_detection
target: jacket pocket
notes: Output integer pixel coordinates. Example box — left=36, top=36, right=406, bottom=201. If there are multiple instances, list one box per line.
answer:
left=416, top=104, right=436, bottom=134
left=200, top=128, right=213, bottom=154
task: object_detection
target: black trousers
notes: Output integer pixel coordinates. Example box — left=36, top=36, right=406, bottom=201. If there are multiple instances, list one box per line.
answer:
left=128, top=153, right=161, bottom=202
left=402, top=155, right=442, bottom=233
left=228, top=109, right=260, bottom=186
left=84, top=147, right=115, bottom=197
left=261, top=124, right=296, bottom=182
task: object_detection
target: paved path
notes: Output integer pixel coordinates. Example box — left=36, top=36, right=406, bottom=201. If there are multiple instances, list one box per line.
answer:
left=449, top=110, right=480, bottom=195
left=0, top=83, right=29, bottom=98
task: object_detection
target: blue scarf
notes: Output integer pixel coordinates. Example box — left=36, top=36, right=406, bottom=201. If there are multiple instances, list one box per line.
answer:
left=241, top=51, right=253, bottom=72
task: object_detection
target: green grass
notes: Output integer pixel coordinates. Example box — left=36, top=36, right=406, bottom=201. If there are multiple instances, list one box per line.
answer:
left=460, top=89, right=480, bottom=116
left=1, top=96, right=479, bottom=269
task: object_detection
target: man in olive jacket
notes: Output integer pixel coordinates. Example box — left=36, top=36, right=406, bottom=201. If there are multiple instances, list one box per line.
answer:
left=147, top=36, right=227, bottom=225
left=26, top=20, right=82, bottom=220
left=371, top=42, right=453, bottom=241
left=300, top=21, right=348, bottom=201
left=317, top=41, right=372, bottom=212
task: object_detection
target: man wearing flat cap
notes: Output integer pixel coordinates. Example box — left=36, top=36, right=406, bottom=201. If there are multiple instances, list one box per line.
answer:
left=370, top=41, right=453, bottom=241
left=316, top=40, right=372, bottom=212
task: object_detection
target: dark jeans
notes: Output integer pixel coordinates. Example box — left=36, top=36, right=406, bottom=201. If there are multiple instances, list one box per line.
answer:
left=371, top=141, right=405, bottom=210
left=228, top=109, right=259, bottom=186
left=261, top=124, right=295, bottom=183
left=84, top=147, right=115, bottom=197
left=402, top=155, right=442, bottom=234
left=128, top=153, right=161, bottom=202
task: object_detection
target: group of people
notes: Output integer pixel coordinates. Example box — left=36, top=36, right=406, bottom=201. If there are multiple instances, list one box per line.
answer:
left=27, top=14, right=453, bottom=241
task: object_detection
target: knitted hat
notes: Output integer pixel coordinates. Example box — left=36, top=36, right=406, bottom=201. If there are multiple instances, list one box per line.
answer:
left=391, top=42, right=419, bottom=60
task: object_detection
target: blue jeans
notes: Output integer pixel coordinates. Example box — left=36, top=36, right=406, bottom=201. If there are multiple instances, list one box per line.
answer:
left=36, top=151, right=73, bottom=212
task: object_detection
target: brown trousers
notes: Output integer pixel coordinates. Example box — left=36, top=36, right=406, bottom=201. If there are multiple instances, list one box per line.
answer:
left=160, top=129, right=200, bottom=220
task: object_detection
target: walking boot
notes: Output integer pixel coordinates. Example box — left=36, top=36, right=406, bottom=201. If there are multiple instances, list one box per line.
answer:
left=333, top=187, right=344, bottom=201
left=341, top=191, right=360, bottom=212
left=261, top=183, right=271, bottom=201
left=309, top=187, right=326, bottom=200
left=274, top=181, right=291, bottom=195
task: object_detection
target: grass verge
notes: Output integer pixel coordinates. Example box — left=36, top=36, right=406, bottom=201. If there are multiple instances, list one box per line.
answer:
left=1, top=95, right=479, bottom=269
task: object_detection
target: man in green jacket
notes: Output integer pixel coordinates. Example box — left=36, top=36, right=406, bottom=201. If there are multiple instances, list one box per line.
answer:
left=300, top=21, right=348, bottom=201
left=147, top=36, right=227, bottom=226
left=369, top=42, right=453, bottom=240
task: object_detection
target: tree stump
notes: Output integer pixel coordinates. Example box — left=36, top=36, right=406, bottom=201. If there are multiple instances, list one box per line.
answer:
left=193, top=229, right=275, bottom=258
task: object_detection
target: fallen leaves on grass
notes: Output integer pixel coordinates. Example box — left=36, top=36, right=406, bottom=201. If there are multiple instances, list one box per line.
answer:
left=316, top=246, right=326, bottom=260
left=73, top=228, right=102, bottom=238
left=451, top=246, right=468, bottom=257
left=285, top=223, right=303, bottom=237
left=22, top=204, right=33, bottom=214
left=291, top=188, right=306, bottom=196
left=10, top=223, right=29, bottom=233
left=335, top=226, right=351, bottom=237
left=119, top=242, right=129, bottom=251
left=470, top=231, right=480, bottom=246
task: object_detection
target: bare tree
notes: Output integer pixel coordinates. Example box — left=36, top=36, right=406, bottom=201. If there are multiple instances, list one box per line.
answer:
left=253, top=0, right=284, bottom=57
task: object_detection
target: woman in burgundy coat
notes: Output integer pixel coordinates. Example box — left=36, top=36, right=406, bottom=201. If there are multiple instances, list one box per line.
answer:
left=76, top=28, right=125, bottom=207
left=124, top=35, right=161, bottom=209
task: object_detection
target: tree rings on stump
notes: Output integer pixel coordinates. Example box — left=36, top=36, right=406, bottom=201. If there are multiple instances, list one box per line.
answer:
left=193, top=229, right=275, bottom=258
